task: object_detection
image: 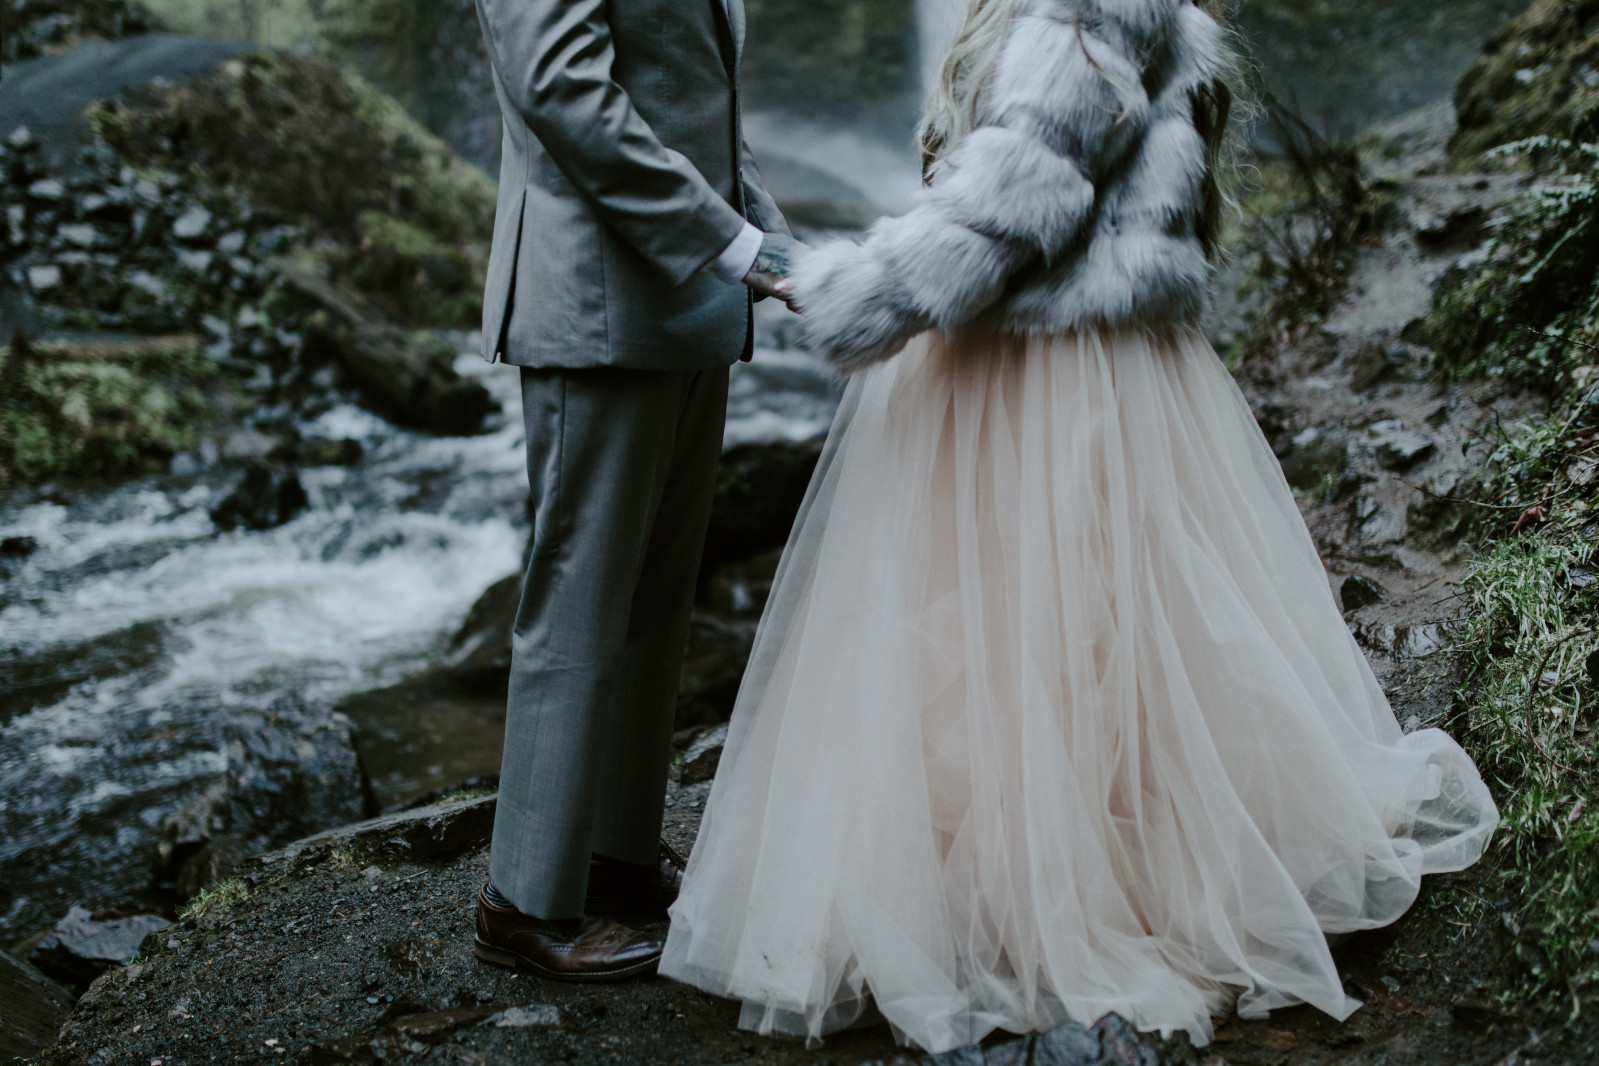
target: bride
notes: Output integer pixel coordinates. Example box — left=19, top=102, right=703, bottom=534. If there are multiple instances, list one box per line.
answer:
left=659, top=0, right=1498, bottom=1053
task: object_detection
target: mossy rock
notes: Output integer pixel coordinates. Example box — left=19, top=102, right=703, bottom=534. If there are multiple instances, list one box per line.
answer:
left=1451, top=0, right=1599, bottom=168
left=89, top=50, right=496, bottom=328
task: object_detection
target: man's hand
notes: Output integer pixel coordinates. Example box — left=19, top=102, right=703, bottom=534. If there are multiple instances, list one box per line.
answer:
left=743, top=232, right=807, bottom=310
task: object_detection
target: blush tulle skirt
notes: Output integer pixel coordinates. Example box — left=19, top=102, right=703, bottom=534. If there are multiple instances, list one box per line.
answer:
left=659, top=327, right=1497, bottom=1053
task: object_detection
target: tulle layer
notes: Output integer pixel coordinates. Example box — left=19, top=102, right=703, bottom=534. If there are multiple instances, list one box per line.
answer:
left=660, top=327, right=1497, bottom=1053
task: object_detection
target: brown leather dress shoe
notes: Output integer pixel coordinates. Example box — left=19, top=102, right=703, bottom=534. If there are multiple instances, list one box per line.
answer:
left=586, top=841, right=687, bottom=918
left=474, top=886, right=663, bottom=982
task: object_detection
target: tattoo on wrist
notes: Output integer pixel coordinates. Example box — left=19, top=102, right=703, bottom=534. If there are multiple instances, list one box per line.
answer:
left=753, top=233, right=797, bottom=279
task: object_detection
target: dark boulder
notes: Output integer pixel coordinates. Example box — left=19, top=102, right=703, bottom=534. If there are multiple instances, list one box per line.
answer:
left=440, top=572, right=523, bottom=693
left=702, top=438, right=824, bottom=574
left=0, top=535, right=38, bottom=557
left=226, top=698, right=369, bottom=850
left=1341, top=574, right=1387, bottom=613
left=0, top=947, right=75, bottom=1060
left=210, top=463, right=309, bottom=532
left=28, top=907, right=170, bottom=992
left=274, top=260, right=496, bottom=437
left=161, top=698, right=371, bottom=898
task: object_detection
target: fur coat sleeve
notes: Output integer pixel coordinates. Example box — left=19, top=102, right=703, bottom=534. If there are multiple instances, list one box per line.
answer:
left=791, top=0, right=1171, bottom=372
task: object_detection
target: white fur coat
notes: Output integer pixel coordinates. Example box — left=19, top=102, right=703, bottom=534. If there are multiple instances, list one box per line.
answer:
left=792, top=0, right=1230, bottom=371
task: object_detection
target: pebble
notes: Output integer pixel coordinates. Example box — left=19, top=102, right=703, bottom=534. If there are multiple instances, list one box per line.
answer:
left=127, top=271, right=168, bottom=301
left=176, top=249, right=215, bottom=274
left=492, top=1005, right=561, bottom=1029
left=216, top=230, right=248, bottom=255
left=26, top=178, right=66, bottom=201
left=26, top=264, right=63, bottom=291
left=58, top=223, right=99, bottom=249
left=7, top=126, right=37, bottom=151
left=171, top=206, right=213, bottom=241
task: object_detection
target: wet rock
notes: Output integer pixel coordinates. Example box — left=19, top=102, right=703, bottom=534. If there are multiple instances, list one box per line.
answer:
left=679, top=723, right=729, bottom=785
left=703, top=439, right=824, bottom=571
left=677, top=613, right=756, bottom=730
left=0, top=947, right=74, bottom=1060
left=26, top=177, right=65, bottom=201
left=125, top=269, right=167, bottom=301
left=6, top=204, right=26, bottom=246
left=1274, top=424, right=1350, bottom=493
left=26, top=263, right=62, bottom=292
left=1350, top=340, right=1410, bottom=391
left=0, top=535, right=38, bottom=557
left=1352, top=621, right=1453, bottom=661
left=442, top=572, right=522, bottom=692
left=29, top=907, right=170, bottom=992
left=7, top=126, right=37, bottom=151
left=210, top=463, right=310, bottom=532
left=260, top=795, right=498, bottom=869
left=175, top=248, right=214, bottom=274
left=171, top=205, right=213, bottom=241
left=226, top=698, right=368, bottom=852
left=1369, top=421, right=1436, bottom=470
left=1341, top=574, right=1386, bottom=613
left=924, top=1012, right=1157, bottom=1066
left=56, top=222, right=98, bottom=249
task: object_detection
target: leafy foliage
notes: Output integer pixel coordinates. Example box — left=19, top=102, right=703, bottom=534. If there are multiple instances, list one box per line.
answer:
left=1428, top=138, right=1599, bottom=391
left=0, top=335, right=224, bottom=485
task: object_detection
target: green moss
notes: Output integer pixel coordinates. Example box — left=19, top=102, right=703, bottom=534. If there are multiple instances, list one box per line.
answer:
left=0, top=336, right=225, bottom=485
left=89, top=50, right=495, bottom=328
left=1450, top=0, right=1599, bottom=168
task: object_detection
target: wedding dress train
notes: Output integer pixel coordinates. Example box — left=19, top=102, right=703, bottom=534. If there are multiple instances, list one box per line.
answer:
left=660, top=326, right=1498, bottom=1053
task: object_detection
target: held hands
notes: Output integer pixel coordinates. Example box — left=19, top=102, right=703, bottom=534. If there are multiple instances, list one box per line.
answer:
left=743, top=232, right=808, bottom=312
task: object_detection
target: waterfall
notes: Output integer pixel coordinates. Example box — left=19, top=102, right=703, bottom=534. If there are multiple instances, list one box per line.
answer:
left=916, top=0, right=966, bottom=98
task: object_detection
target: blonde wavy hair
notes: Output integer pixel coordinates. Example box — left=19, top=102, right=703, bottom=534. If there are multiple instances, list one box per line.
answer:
left=915, top=0, right=1250, bottom=261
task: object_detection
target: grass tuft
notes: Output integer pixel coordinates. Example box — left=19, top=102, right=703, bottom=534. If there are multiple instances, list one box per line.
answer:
left=177, top=876, right=252, bottom=926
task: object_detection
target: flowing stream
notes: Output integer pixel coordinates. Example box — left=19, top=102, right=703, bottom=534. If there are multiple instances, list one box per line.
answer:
left=0, top=328, right=838, bottom=938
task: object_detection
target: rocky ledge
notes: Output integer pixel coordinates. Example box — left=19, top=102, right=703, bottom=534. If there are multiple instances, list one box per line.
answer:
left=42, top=795, right=1190, bottom=1066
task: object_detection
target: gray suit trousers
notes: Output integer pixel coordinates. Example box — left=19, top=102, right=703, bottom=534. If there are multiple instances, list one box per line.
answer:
left=490, top=364, right=728, bottom=919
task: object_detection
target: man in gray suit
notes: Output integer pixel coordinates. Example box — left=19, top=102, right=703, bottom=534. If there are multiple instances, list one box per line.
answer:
left=468, top=0, right=796, bottom=981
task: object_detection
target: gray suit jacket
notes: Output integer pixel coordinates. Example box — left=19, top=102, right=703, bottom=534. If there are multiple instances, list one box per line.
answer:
left=473, top=0, right=790, bottom=371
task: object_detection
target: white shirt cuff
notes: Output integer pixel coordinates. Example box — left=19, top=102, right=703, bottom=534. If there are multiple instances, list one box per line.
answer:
left=707, top=222, right=763, bottom=285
